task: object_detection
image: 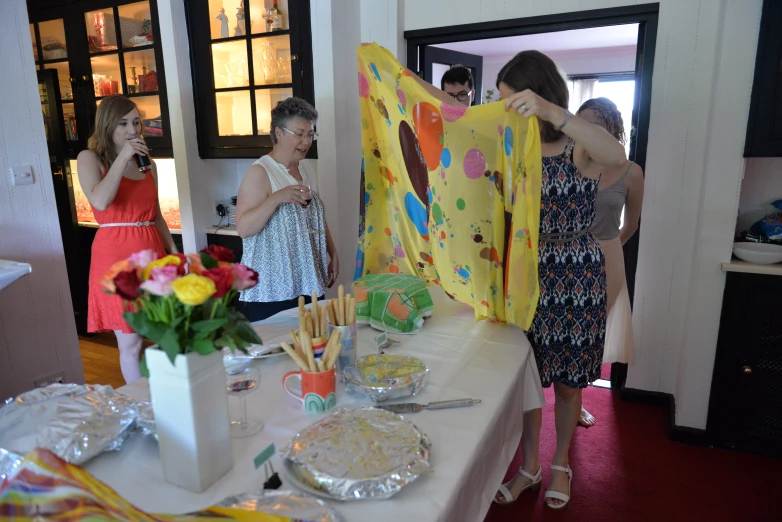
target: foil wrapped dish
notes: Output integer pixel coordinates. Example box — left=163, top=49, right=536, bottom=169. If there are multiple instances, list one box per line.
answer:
left=344, top=354, right=429, bottom=403
left=216, top=490, right=344, bottom=521
left=283, top=407, right=431, bottom=501
left=0, top=384, right=137, bottom=465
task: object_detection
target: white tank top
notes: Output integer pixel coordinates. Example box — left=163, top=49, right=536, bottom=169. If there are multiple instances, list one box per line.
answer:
left=256, top=155, right=315, bottom=193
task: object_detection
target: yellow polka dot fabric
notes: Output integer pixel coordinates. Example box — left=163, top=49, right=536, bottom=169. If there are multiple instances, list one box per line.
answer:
left=355, top=43, right=543, bottom=329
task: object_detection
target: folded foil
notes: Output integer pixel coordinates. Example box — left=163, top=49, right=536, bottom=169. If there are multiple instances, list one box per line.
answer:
left=134, top=400, right=157, bottom=440
left=216, top=490, right=344, bottom=521
left=0, top=384, right=137, bottom=465
left=0, top=447, right=23, bottom=482
left=344, top=354, right=429, bottom=403
left=283, top=407, right=431, bottom=501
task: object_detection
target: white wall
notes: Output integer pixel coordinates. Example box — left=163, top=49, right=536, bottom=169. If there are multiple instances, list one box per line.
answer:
left=0, top=0, right=83, bottom=398
left=404, top=0, right=763, bottom=430
left=482, top=47, right=637, bottom=102
left=736, top=158, right=782, bottom=234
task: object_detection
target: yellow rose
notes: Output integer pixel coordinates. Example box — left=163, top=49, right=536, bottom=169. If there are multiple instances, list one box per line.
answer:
left=143, top=255, right=182, bottom=280
left=171, top=274, right=216, bottom=306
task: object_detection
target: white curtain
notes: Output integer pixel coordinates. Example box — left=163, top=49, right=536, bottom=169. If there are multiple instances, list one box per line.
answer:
left=568, top=79, right=597, bottom=114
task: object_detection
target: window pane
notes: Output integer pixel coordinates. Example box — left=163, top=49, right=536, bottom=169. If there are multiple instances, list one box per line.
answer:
left=70, top=160, right=96, bottom=224
left=134, top=95, right=163, bottom=138
left=44, top=61, right=74, bottom=101
left=125, top=49, right=158, bottom=93
left=216, top=90, right=252, bottom=135
left=118, top=1, right=154, bottom=48
left=39, top=19, right=67, bottom=60
left=249, top=0, right=289, bottom=34
left=30, top=24, right=38, bottom=60
left=63, top=103, right=78, bottom=141
left=593, top=80, right=635, bottom=157
left=86, top=9, right=118, bottom=52
left=153, top=159, right=181, bottom=230
left=251, top=35, right=291, bottom=85
left=209, top=0, right=247, bottom=39
left=255, top=87, right=292, bottom=134
left=91, top=54, right=123, bottom=96
left=212, top=40, right=249, bottom=89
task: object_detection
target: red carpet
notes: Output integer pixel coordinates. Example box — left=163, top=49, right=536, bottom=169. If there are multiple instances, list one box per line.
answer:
left=485, top=386, right=777, bottom=522
left=600, top=363, right=611, bottom=380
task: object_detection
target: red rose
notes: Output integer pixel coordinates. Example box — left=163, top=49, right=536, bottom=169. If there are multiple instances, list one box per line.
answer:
left=172, top=253, right=187, bottom=275
left=114, top=270, right=141, bottom=300
left=202, top=267, right=233, bottom=298
left=201, top=245, right=234, bottom=263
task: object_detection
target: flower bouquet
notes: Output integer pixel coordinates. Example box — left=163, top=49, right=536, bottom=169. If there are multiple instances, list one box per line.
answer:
left=101, top=245, right=262, bottom=373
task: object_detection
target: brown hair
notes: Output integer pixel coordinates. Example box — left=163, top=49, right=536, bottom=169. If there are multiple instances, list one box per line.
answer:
left=577, top=97, right=625, bottom=145
left=496, top=51, right=569, bottom=143
left=87, top=95, right=143, bottom=168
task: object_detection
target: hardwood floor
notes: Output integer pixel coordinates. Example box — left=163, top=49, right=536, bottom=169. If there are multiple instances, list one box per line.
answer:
left=78, top=333, right=127, bottom=389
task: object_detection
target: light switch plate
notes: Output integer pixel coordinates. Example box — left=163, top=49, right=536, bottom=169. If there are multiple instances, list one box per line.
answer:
left=10, top=165, right=34, bottom=186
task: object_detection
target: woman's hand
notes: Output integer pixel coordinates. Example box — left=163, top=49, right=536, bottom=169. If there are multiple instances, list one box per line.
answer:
left=119, top=138, right=149, bottom=163
left=505, top=89, right=565, bottom=124
left=328, top=252, right=340, bottom=288
left=274, top=184, right=311, bottom=207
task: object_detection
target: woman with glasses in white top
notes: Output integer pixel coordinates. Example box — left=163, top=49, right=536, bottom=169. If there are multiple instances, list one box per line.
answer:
left=235, top=97, right=339, bottom=321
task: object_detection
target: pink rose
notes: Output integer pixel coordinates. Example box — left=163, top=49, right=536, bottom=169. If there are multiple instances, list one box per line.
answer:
left=128, top=249, right=158, bottom=269
left=232, top=264, right=258, bottom=290
left=139, top=265, right=178, bottom=296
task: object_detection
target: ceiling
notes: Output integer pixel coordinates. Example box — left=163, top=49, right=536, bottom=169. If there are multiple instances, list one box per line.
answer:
left=432, top=24, right=639, bottom=59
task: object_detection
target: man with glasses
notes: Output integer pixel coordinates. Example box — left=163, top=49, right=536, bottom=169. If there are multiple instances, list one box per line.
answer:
left=441, top=64, right=475, bottom=107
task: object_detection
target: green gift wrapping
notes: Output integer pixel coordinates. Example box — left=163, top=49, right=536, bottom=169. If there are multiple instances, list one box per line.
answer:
left=352, top=273, right=433, bottom=334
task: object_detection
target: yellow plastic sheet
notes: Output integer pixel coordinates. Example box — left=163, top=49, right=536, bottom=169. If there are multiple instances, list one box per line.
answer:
left=355, top=43, right=542, bottom=329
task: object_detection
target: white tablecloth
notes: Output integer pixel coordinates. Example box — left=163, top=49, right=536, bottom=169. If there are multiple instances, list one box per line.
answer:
left=93, top=287, right=544, bottom=522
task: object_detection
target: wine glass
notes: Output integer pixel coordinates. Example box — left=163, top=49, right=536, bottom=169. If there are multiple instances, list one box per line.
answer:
left=226, top=366, right=263, bottom=438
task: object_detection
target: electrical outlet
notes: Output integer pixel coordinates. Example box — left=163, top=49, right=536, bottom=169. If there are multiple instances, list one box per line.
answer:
left=33, top=372, right=65, bottom=388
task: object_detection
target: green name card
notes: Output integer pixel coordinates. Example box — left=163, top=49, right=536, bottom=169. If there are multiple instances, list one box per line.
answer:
left=253, top=443, right=275, bottom=470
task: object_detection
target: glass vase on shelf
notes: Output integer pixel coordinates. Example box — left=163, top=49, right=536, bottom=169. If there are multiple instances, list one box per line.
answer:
left=261, top=40, right=277, bottom=84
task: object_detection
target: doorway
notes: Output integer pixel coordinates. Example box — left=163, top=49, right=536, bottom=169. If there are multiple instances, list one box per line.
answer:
left=406, top=4, right=658, bottom=389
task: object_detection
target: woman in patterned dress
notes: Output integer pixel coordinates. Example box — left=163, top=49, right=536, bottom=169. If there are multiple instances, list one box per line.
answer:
left=235, top=98, right=339, bottom=322
left=492, top=52, right=626, bottom=509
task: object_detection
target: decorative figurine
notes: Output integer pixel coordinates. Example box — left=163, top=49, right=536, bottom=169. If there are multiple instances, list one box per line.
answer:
left=234, top=3, right=245, bottom=36
left=215, top=7, right=229, bottom=38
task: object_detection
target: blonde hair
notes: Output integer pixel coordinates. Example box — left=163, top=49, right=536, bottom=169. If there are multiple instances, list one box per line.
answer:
left=87, top=95, right=144, bottom=169
left=577, top=97, right=625, bottom=145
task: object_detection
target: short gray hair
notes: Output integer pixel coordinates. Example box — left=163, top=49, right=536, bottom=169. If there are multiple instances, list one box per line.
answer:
left=270, top=97, right=318, bottom=144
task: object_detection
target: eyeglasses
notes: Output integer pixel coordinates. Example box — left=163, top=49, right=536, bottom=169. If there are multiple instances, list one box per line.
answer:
left=281, top=127, right=319, bottom=141
left=447, top=91, right=472, bottom=102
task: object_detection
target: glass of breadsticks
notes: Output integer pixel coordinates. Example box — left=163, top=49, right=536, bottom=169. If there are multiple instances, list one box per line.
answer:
left=280, top=293, right=343, bottom=373
left=326, top=285, right=358, bottom=380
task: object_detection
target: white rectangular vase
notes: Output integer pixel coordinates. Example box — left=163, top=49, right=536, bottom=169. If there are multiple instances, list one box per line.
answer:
left=146, top=348, right=233, bottom=493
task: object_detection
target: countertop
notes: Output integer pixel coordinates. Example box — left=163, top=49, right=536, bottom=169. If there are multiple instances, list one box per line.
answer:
left=205, top=225, right=239, bottom=236
left=721, top=259, right=782, bottom=276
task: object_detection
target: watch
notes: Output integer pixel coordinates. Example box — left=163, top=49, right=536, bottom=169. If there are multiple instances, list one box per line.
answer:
left=554, top=109, right=573, bottom=132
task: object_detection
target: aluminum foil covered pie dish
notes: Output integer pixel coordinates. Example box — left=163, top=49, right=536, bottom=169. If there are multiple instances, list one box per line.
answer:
left=343, top=354, right=429, bottom=403
left=282, top=407, right=432, bottom=501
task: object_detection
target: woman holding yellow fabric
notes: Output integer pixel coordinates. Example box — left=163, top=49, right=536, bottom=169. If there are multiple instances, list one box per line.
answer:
left=490, top=53, right=627, bottom=509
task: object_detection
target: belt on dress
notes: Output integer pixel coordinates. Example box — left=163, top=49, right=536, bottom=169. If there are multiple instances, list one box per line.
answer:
left=100, top=221, right=154, bottom=228
left=540, top=229, right=588, bottom=243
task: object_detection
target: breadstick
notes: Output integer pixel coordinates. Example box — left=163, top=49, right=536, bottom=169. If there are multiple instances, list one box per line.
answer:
left=319, top=306, right=327, bottom=338
left=301, top=332, right=317, bottom=372
left=311, top=292, right=319, bottom=336
left=298, top=314, right=306, bottom=339
left=281, top=341, right=309, bottom=371
left=321, top=328, right=342, bottom=365
left=347, top=296, right=355, bottom=325
left=305, top=315, right=313, bottom=338
left=325, top=334, right=343, bottom=370
left=298, top=296, right=305, bottom=316
left=316, top=359, right=326, bottom=372
left=289, top=329, right=305, bottom=361
left=326, top=299, right=336, bottom=326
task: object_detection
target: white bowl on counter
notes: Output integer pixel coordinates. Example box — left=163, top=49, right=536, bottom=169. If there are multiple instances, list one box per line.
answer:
left=732, top=242, right=782, bottom=265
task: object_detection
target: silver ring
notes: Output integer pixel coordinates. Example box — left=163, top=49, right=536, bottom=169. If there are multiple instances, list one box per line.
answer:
left=520, top=104, right=527, bottom=111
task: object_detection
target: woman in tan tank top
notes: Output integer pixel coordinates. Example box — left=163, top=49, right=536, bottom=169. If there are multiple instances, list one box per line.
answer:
left=576, top=98, right=645, bottom=427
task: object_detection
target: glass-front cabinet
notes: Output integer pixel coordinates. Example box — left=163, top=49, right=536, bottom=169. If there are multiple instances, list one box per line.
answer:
left=28, top=0, right=171, bottom=158
left=186, top=0, right=315, bottom=158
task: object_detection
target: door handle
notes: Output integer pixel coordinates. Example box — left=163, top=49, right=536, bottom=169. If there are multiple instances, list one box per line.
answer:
left=290, top=54, right=299, bottom=63
left=742, top=365, right=752, bottom=375
left=53, top=166, right=64, bottom=180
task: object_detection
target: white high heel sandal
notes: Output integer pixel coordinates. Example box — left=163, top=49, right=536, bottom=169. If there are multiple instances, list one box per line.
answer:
left=544, top=465, right=573, bottom=510
left=493, top=465, right=542, bottom=505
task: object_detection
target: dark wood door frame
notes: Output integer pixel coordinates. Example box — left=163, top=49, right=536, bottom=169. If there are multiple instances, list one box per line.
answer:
left=405, top=3, right=660, bottom=390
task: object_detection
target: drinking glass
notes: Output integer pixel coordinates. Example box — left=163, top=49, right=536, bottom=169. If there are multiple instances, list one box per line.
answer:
left=226, top=366, right=263, bottom=438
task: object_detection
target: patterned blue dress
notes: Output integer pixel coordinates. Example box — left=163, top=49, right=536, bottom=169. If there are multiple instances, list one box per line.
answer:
left=528, top=140, right=607, bottom=389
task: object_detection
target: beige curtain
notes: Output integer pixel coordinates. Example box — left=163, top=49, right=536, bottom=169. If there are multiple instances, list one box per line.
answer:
left=568, top=78, right=597, bottom=114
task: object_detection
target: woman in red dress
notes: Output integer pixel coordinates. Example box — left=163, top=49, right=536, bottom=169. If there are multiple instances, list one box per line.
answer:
left=77, top=95, right=177, bottom=383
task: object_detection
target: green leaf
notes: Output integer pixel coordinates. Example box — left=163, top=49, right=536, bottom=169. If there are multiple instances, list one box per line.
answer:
left=192, top=338, right=216, bottom=355
left=191, top=318, right=228, bottom=338
left=216, top=335, right=238, bottom=352
left=139, top=353, right=150, bottom=378
left=123, top=313, right=169, bottom=344
left=235, top=321, right=262, bottom=344
left=200, top=253, right=218, bottom=270
left=158, top=328, right=181, bottom=364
